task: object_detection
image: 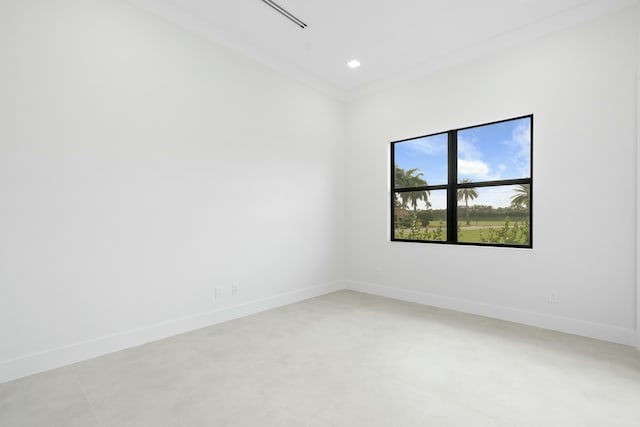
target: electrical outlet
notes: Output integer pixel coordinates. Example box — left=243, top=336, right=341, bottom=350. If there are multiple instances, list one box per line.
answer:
left=214, top=287, right=221, bottom=300
left=232, top=284, right=239, bottom=295
left=549, top=291, right=558, bottom=304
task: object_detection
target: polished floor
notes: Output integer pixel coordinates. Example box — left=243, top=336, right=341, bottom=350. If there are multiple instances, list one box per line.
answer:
left=1, top=290, right=639, bottom=426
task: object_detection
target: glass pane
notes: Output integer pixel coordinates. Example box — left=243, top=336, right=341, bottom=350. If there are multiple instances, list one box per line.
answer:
left=458, top=117, right=531, bottom=182
left=394, top=133, right=448, bottom=188
left=394, top=190, right=447, bottom=241
left=457, top=184, right=530, bottom=246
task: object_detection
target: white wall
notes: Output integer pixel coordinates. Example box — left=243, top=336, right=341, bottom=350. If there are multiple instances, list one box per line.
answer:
left=0, top=0, right=344, bottom=380
left=636, top=5, right=640, bottom=346
left=1, top=1, right=638, bottom=384
left=345, top=7, right=639, bottom=345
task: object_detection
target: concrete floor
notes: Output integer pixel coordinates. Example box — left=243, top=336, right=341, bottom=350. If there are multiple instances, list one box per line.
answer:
left=1, top=290, right=639, bottom=426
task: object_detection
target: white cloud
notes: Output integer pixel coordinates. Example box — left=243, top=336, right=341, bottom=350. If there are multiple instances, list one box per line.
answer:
left=458, top=137, right=481, bottom=160
left=484, top=186, right=515, bottom=208
left=411, top=136, right=446, bottom=156
left=469, top=186, right=517, bottom=208
left=458, top=159, right=490, bottom=177
left=457, top=137, right=501, bottom=180
left=503, top=120, right=531, bottom=177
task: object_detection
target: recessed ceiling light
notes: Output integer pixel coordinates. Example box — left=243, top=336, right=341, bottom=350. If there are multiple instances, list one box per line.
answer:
left=347, top=60, right=361, bottom=69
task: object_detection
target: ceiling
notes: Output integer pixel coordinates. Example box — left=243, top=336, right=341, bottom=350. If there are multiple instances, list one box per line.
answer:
left=130, top=0, right=637, bottom=99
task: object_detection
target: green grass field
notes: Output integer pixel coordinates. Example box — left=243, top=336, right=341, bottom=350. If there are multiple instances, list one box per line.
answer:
left=458, top=220, right=527, bottom=227
left=458, top=221, right=504, bottom=243
left=458, top=229, right=484, bottom=243
left=395, top=219, right=529, bottom=244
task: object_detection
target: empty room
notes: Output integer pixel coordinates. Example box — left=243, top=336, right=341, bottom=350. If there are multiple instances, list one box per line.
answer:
left=1, top=0, right=640, bottom=426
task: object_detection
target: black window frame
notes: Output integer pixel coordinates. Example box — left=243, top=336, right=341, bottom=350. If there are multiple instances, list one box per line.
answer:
left=390, top=114, right=533, bottom=249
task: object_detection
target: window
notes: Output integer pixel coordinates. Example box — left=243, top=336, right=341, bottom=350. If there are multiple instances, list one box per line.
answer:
left=391, top=115, right=532, bottom=248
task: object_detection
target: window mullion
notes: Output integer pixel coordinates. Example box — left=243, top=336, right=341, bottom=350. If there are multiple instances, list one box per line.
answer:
left=447, top=130, right=458, bottom=243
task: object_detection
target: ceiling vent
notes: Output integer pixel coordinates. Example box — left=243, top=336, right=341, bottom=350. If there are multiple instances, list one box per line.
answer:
left=261, top=0, right=307, bottom=29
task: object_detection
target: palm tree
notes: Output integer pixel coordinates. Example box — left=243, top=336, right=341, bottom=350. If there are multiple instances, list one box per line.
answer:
left=457, top=179, right=478, bottom=225
left=407, top=188, right=430, bottom=212
left=406, top=169, right=430, bottom=212
left=394, top=164, right=410, bottom=189
left=394, top=165, right=430, bottom=210
left=394, top=165, right=407, bottom=208
left=510, top=184, right=530, bottom=209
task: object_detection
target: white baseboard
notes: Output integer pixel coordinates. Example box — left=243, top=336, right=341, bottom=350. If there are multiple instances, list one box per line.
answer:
left=0, top=281, right=343, bottom=384
left=345, top=280, right=639, bottom=347
left=3, top=279, right=636, bottom=384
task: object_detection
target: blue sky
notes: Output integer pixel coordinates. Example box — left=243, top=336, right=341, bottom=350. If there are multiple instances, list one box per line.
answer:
left=394, top=117, right=531, bottom=209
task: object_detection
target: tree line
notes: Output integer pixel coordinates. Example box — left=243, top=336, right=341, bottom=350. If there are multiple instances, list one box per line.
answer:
left=395, top=164, right=530, bottom=225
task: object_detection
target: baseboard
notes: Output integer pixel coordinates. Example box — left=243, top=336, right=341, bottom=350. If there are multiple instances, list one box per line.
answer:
left=345, top=280, right=638, bottom=347
left=3, top=279, right=636, bottom=384
left=0, top=281, right=344, bottom=384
